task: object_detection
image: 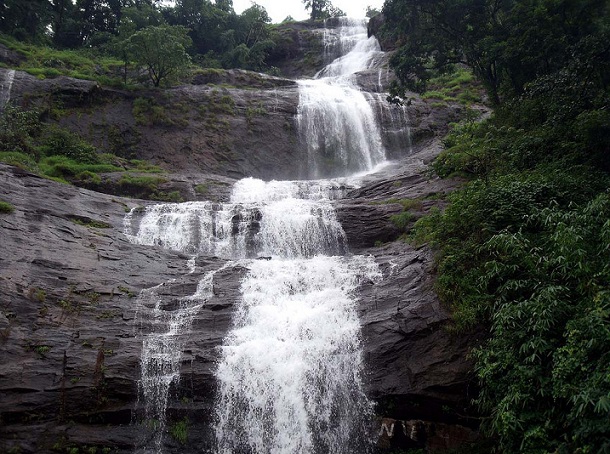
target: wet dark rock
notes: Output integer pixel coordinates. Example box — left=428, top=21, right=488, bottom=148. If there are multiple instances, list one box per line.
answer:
left=0, top=43, right=25, bottom=65
left=265, top=21, right=329, bottom=78
left=0, top=134, right=477, bottom=453
left=0, top=164, right=244, bottom=453
left=0, top=66, right=472, bottom=191
left=191, top=68, right=297, bottom=89
left=368, top=14, right=396, bottom=52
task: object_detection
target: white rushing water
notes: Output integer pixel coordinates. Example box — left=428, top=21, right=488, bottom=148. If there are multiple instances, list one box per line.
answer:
left=124, top=178, right=350, bottom=259
left=297, top=19, right=386, bottom=179
left=215, top=256, right=381, bottom=454
left=134, top=267, right=229, bottom=453
left=125, top=17, right=400, bottom=454
left=0, top=69, right=16, bottom=111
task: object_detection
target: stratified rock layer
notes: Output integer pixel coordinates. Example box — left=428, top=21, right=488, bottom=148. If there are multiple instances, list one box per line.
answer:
left=0, top=65, right=466, bottom=185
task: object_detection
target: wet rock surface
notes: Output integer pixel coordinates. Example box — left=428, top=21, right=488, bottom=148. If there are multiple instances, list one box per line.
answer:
left=0, top=66, right=469, bottom=187
left=0, top=138, right=477, bottom=452
left=0, top=165, right=244, bottom=453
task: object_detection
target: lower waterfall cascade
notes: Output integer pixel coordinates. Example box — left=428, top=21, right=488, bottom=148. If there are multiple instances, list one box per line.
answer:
left=124, top=17, right=411, bottom=454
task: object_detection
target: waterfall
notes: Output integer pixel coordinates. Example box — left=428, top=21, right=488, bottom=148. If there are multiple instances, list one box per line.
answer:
left=124, top=17, right=404, bottom=454
left=124, top=178, right=352, bottom=259
left=215, top=256, right=380, bottom=454
left=297, top=19, right=386, bottom=179
left=368, top=92, right=413, bottom=155
left=0, top=69, right=16, bottom=112
left=133, top=266, right=232, bottom=453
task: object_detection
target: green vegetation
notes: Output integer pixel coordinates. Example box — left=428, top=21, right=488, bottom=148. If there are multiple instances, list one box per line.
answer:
left=420, top=68, right=483, bottom=106
left=28, top=344, right=50, bottom=357
left=0, top=35, right=125, bottom=86
left=70, top=217, right=112, bottom=229
left=125, top=25, right=192, bottom=87
left=0, top=105, right=177, bottom=200
left=302, top=0, right=345, bottom=20
left=169, top=418, right=189, bottom=444
left=132, top=98, right=174, bottom=127
left=0, top=0, right=308, bottom=87
left=384, top=0, right=610, bottom=451
left=194, top=183, right=209, bottom=194
left=0, top=200, right=14, bottom=213
left=0, top=105, right=120, bottom=183
left=389, top=211, right=416, bottom=231
left=28, top=288, right=46, bottom=303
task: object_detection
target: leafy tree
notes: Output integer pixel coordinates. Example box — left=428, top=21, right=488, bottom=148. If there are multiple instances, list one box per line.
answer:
left=237, top=3, right=270, bottom=47
left=365, top=6, right=380, bottom=17
left=382, top=0, right=609, bottom=105
left=0, top=0, right=52, bottom=42
left=167, top=0, right=234, bottom=56
left=414, top=162, right=610, bottom=453
left=390, top=0, right=610, bottom=451
left=302, top=0, right=344, bottom=21
left=125, top=24, right=192, bottom=86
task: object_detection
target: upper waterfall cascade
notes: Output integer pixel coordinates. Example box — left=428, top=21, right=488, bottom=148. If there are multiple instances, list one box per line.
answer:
left=125, top=18, right=406, bottom=454
left=297, top=18, right=387, bottom=179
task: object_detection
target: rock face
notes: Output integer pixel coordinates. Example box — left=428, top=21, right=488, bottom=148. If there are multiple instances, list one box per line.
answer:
left=337, top=144, right=478, bottom=451
left=265, top=21, right=329, bottom=78
left=0, top=62, right=464, bottom=185
left=0, top=164, right=245, bottom=453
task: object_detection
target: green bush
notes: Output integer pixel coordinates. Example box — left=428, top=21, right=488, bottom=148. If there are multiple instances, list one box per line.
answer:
left=0, top=35, right=124, bottom=86
left=0, top=105, right=42, bottom=156
left=39, top=156, right=120, bottom=180
left=132, top=97, right=174, bottom=126
left=390, top=211, right=416, bottom=230
left=39, top=126, right=99, bottom=163
left=169, top=418, right=189, bottom=444
left=118, top=174, right=166, bottom=189
left=474, top=194, right=610, bottom=453
left=0, top=200, right=15, bottom=213
left=413, top=164, right=610, bottom=451
left=0, top=151, right=38, bottom=171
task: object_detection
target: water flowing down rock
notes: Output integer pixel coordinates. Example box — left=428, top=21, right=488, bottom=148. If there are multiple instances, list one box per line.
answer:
left=296, top=18, right=388, bottom=179
left=0, top=68, right=15, bottom=111
left=215, top=257, right=381, bottom=454
left=124, top=18, right=402, bottom=454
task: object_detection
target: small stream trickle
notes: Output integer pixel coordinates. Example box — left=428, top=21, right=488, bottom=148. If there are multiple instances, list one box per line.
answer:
left=0, top=69, right=16, bottom=112
left=133, top=264, right=235, bottom=453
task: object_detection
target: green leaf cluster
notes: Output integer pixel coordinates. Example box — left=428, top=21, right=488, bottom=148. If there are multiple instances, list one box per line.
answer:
left=125, top=25, right=192, bottom=87
left=413, top=167, right=610, bottom=452
left=0, top=200, right=15, bottom=214
left=382, top=0, right=610, bottom=106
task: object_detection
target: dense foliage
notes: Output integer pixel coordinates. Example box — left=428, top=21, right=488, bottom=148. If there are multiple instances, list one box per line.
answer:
left=0, top=0, right=345, bottom=84
left=124, top=24, right=192, bottom=86
left=383, top=0, right=610, bottom=452
left=0, top=105, right=181, bottom=201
